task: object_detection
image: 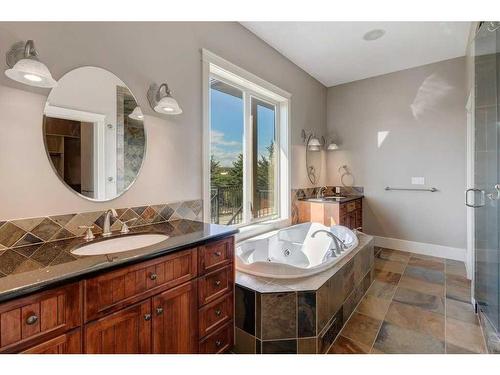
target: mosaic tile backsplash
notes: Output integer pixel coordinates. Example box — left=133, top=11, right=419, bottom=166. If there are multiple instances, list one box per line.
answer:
left=0, top=199, right=203, bottom=251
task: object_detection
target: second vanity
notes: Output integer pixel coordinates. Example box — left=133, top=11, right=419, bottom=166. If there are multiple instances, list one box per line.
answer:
left=0, top=221, right=237, bottom=354
left=296, top=195, right=363, bottom=230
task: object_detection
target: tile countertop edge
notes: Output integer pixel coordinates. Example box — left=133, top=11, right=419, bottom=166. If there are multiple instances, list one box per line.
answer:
left=0, top=222, right=238, bottom=304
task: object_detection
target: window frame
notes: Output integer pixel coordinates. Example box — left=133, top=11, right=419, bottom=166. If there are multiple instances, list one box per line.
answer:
left=202, top=49, right=291, bottom=233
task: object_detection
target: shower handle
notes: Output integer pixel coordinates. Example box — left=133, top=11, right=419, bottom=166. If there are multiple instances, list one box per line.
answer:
left=465, top=188, right=485, bottom=208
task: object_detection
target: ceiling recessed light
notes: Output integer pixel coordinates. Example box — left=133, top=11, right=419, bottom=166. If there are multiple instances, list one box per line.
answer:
left=363, top=29, right=385, bottom=41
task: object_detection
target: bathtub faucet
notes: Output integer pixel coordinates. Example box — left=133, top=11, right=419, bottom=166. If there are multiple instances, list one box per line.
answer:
left=311, top=230, right=347, bottom=257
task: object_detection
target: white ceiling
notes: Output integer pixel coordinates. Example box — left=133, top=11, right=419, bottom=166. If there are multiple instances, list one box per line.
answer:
left=241, top=22, right=471, bottom=87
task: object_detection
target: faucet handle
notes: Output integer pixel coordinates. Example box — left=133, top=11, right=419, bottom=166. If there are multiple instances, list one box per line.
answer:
left=79, top=225, right=95, bottom=241
left=120, top=218, right=137, bottom=234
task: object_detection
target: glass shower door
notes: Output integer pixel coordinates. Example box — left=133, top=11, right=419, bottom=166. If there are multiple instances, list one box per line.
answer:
left=472, top=22, right=500, bottom=333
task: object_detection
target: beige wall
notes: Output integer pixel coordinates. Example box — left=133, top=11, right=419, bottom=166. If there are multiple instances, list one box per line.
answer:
left=326, top=57, right=467, bottom=249
left=0, top=22, right=326, bottom=220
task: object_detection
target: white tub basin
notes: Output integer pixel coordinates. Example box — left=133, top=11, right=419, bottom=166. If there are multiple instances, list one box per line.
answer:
left=72, top=234, right=169, bottom=256
left=236, top=222, right=358, bottom=278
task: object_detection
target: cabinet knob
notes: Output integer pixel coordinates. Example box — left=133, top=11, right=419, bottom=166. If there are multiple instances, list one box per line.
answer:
left=215, top=339, right=223, bottom=348
left=26, top=314, right=38, bottom=325
left=149, top=273, right=158, bottom=280
left=214, top=251, right=222, bottom=257
left=144, top=313, right=152, bottom=321
left=215, top=309, right=222, bottom=317
left=214, top=280, right=221, bottom=287
left=156, top=307, right=164, bottom=315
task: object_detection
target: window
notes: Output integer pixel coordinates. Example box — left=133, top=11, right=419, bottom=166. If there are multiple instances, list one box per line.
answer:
left=202, top=50, right=290, bottom=228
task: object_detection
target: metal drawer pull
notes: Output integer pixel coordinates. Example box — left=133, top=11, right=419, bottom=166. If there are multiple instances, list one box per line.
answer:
left=215, top=339, right=223, bottom=347
left=144, top=314, right=152, bottom=321
left=215, top=309, right=222, bottom=317
left=149, top=273, right=158, bottom=280
left=156, top=307, right=164, bottom=315
left=26, top=314, right=38, bottom=325
left=214, top=280, right=221, bottom=287
left=214, top=251, right=222, bottom=257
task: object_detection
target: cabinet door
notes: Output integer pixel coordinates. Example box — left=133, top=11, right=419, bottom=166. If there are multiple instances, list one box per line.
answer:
left=21, top=329, right=81, bottom=354
left=152, top=280, right=197, bottom=354
left=84, top=300, right=151, bottom=354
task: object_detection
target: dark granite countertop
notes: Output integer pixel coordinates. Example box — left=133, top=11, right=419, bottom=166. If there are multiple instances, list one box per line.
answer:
left=0, top=220, right=238, bottom=303
left=299, top=195, right=364, bottom=204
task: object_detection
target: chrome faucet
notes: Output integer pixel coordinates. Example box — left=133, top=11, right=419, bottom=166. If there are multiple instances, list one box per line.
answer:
left=311, top=229, right=347, bottom=258
left=316, top=186, right=327, bottom=199
left=102, top=208, right=118, bottom=237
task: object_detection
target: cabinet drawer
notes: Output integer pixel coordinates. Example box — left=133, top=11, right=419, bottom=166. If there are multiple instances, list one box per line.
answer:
left=346, top=202, right=357, bottom=213
left=84, top=248, right=197, bottom=322
left=0, top=283, right=81, bottom=353
left=198, top=265, right=233, bottom=306
left=20, top=329, right=81, bottom=354
left=199, top=237, right=234, bottom=274
left=199, top=293, right=233, bottom=338
left=198, top=321, right=233, bottom=354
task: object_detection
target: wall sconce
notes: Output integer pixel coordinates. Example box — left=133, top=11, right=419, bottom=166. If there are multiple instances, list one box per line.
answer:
left=128, top=106, right=144, bottom=120
left=147, top=83, right=182, bottom=115
left=327, top=139, right=339, bottom=151
left=5, top=40, right=57, bottom=88
left=301, top=129, right=324, bottom=151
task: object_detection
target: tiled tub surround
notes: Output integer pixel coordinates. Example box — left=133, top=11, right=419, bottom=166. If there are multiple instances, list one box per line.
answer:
left=0, top=219, right=237, bottom=303
left=0, top=199, right=203, bottom=252
left=291, top=186, right=363, bottom=225
left=328, top=248, right=487, bottom=354
left=233, top=233, right=374, bottom=354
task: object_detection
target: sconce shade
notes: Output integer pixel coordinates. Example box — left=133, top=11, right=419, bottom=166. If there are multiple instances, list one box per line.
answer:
left=128, top=106, right=144, bottom=120
left=327, top=142, right=339, bottom=150
left=309, top=145, right=321, bottom=151
left=308, top=137, right=321, bottom=147
left=148, top=83, right=183, bottom=115
left=154, top=95, right=182, bottom=115
left=5, top=58, right=57, bottom=88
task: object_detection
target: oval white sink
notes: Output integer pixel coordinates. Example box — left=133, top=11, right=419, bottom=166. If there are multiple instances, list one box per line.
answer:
left=72, top=234, right=169, bottom=256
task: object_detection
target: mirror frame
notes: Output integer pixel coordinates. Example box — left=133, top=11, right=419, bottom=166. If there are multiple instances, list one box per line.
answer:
left=42, top=65, right=147, bottom=202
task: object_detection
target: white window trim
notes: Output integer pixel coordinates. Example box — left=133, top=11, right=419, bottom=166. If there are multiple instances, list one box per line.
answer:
left=201, top=49, right=291, bottom=235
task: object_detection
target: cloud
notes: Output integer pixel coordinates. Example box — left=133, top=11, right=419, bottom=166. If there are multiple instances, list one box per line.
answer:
left=211, top=130, right=242, bottom=167
left=211, top=130, right=241, bottom=147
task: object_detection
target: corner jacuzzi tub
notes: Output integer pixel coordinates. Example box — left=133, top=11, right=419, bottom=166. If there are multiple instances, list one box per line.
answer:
left=236, top=222, right=359, bottom=279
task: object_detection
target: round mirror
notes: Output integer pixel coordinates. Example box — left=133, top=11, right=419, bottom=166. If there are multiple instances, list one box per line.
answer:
left=43, top=66, right=146, bottom=201
left=305, top=134, right=322, bottom=184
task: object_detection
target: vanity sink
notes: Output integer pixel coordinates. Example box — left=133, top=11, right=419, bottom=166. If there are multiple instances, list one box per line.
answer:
left=72, top=234, right=169, bottom=256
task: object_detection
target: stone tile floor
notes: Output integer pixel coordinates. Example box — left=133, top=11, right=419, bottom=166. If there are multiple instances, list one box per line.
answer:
left=328, top=247, right=487, bottom=354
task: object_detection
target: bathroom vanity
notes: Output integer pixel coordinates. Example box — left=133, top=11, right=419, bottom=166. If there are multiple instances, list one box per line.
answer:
left=296, top=196, right=363, bottom=230
left=0, top=223, right=236, bottom=354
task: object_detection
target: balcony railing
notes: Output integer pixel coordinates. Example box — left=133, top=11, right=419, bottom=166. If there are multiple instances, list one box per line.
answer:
left=210, top=186, right=275, bottom=225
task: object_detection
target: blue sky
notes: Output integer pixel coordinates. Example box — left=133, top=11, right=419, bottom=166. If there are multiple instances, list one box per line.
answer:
left=210, top=87, right=275, bottom=167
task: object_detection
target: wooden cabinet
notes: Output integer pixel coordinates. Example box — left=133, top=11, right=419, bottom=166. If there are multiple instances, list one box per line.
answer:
left=84, top=248, right=197, bottom=322
left=152, top=281, right=197, bottom=354
left=297, top=198, right=363, bottom=230
left=21, top=329, right=81, bottom=354
left=84, top=300, right=151, bottom=354
left=0, top=235, right=235, bottom=354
